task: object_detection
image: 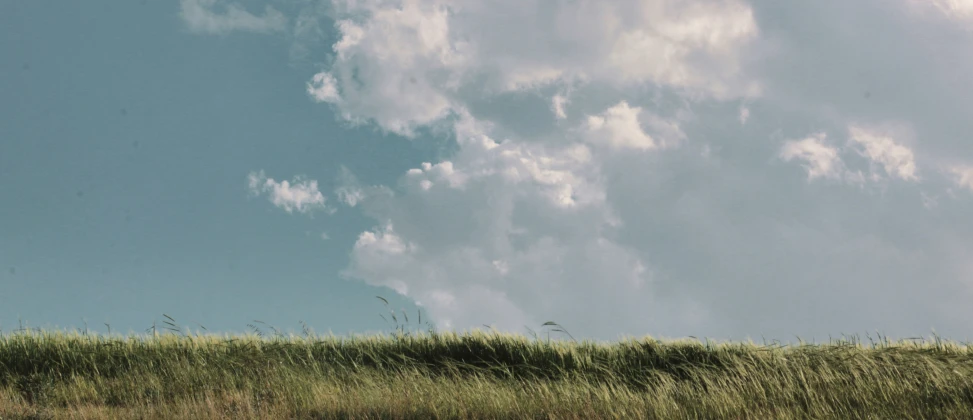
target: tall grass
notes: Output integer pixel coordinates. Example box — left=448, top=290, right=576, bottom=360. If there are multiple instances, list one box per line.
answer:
left=1, top=297, right=972, bottom=419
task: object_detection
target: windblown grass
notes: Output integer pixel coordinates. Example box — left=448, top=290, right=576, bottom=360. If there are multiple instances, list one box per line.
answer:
left=1, top=299, right=972, bottom=419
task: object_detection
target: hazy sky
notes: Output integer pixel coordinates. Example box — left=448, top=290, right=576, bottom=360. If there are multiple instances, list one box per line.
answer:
left=4, top=0, right=973, bottom=344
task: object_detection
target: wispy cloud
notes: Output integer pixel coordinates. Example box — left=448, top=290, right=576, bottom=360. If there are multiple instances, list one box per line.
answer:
left=779, top=133, right=844, bottom=181
left=924, top=0, right=973, bottom=20
left=738, top=105, right=750, bottom=125
left=551, top=94, right=569, bottom=120
left=180, top=0, right=287, bottom=35
left=947, top=165, right=973, bottom=192
left=333, top=166, right=390, bottom=207
left=779, top=126, right=920, bottom=185
left=848, top=125, right=919, bottom=182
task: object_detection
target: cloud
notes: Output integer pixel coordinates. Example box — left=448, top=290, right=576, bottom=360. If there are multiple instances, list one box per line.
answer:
left=333, top=166, right=391, bottom=207
left=921, top=191, right=940, bottom=209
left=848, top=125, right=919, bottom=182
left=251, top=0, right=973, bottom=342
left=308, top=0, right=761, bottom=136
left=551, top=94, right=569, bottom=120
left=948, top=165, right=973, bottom=192
left=583, top=101, right=659, bottom=151
left=916, top=0, right=973, bottom=20
left=779, top=133, right=844, bottom=181
left=306, top=72, right=341, bottom=103
left=287, top=1, right=334, bottom=63
left=778, top=125, right=920, bottom=185
left=247, top=170, right=331, bottom=214
left=336, top=110, right=713, bottom=340
left=180, top=0, right=287, bottom=35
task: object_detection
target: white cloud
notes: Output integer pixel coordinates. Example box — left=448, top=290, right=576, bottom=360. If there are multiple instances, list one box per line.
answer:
left=948, top=165, right=973, bottom=192
left=584, top=101, right=655, bottom=151
left=307, top=72, right=340, bottom=103
left=739, top=105, right=750, bottom=125
left=336, top=186, right=365, bottom=206
left=492, top=259, right=509, bottom=276
left=606, top=5, right=760, bottom=97
left=779, top=133, right=844, bottom=181
left=267, top=0, right=973, bottom=342
left=403, top=112, right=604, bottom=209
left=336, top=111, right=711, bottom=341
left=333, top=166, right=390, bottom=207
left=179, top=0, right=287, bottom=35
left=848, top=125, right=919, bottom=182
left=356, top=222, right=415, bottom=256
left=779, top=126, right=920, bottom=185
left=921, top=192, right=939, bottom=209
left=310, top=0, right=761, bottom=135
left=583, top=101, right=686, bottom=151
left=910, top=0, right=973, bottom=20
left=247, top=170, right=330, bottom=214
left=551, top=94, right=569, bottom=120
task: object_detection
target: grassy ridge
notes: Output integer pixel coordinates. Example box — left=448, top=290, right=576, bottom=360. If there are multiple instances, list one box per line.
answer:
left=1, top=322, right=973, bottom=419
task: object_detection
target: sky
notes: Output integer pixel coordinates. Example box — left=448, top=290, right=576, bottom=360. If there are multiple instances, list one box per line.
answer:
left=3, top=0, right=973, bottom=344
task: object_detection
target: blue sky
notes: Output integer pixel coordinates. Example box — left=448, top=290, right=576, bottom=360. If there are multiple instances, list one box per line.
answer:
left=3, top=0, right=973, bottom=344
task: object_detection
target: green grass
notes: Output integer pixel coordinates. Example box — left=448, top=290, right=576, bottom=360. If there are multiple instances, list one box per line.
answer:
left=1, top=297, right=972, bottom=419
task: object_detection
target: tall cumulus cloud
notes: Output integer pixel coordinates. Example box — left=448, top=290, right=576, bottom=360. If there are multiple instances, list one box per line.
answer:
left=216, top=0, right=973, bottom=342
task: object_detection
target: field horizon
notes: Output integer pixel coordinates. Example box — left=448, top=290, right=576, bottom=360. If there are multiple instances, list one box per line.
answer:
left=2, top=296, right=972, bottom=419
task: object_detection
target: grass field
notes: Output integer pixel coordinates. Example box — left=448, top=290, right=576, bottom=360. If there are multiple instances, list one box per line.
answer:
left=1, top=299, right=972, bottom=419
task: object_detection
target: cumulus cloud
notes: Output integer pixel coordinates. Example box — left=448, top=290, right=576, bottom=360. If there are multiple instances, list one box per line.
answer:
left=308, top=0, right=761, bottom=136
left=313, top=0, right=973, bottom=342
left=237, top=0, right=973, bottom=342
left=339, top=112, right=709, bottom=338
left=247, top=170, right=331, bottom=214
left=180, top=0, right=287, bottom=35
left=410, top=113, right=606, bottom=208
left=583, top=101, right=660, bottom=151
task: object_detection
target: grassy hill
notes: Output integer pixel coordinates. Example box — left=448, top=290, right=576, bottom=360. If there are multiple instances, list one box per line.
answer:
left=1, top=308, right=972, bottom=418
